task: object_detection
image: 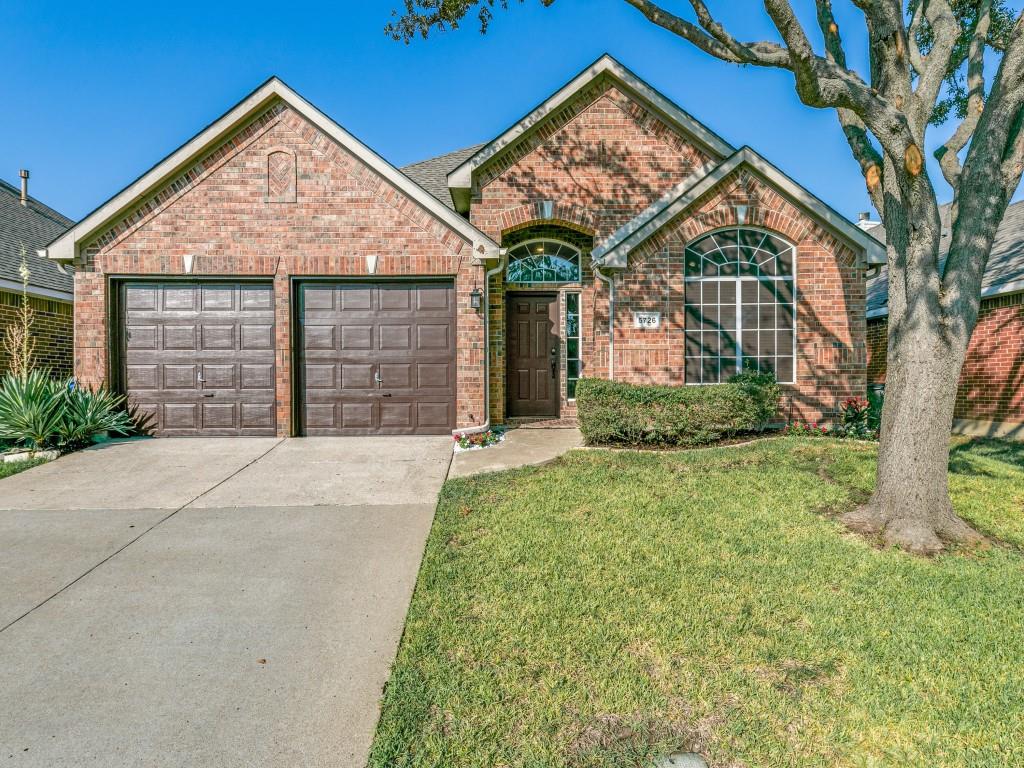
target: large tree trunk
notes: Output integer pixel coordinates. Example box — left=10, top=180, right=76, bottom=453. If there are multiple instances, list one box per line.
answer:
left=842, top=165, right=985, bottom=555
left=843, top=323, right=982, bottom=554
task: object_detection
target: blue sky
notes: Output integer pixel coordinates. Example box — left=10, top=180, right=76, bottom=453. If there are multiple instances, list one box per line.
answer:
left=2, top=1, right=1020, bottom=221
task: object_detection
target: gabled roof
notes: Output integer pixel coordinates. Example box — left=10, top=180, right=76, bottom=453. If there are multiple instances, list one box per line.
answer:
left=403, top=144, right=485, bottom=210
left=45, top=78, right=500, bottom=263
left=0, top=178, right=73, bottom=299
left=592, top=146, right=887, bottom=268
left=867, top=199, right=1024, bottom=318
left=445, top=54, right=735, bottom=214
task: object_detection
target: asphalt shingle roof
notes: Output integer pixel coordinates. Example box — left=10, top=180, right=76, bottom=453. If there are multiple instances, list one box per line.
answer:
left=401, top=144, right=485, bottom=209
left=0, top=178, right=73, bottom=295
left=866, top=199, right=1024, bottom=316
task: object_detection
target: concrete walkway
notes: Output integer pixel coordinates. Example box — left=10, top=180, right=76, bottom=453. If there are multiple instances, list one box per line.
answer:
left=448, top=427, right=584, bottom=478
left=0, top=436, right=452, bottom=767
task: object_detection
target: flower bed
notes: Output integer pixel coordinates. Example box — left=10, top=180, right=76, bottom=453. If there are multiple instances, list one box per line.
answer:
left=453, top=428, right=505, bottom=452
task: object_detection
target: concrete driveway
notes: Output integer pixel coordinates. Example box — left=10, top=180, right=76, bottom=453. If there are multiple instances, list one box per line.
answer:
left=0, top=436, right=452, bottom=767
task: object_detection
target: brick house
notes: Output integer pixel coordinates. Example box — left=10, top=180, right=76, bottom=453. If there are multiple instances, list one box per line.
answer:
left=1, top=173, right=74, bottom=377
left=45, top=55, right=883, bottom=437
left=866, top=201, right=1024, bottom=439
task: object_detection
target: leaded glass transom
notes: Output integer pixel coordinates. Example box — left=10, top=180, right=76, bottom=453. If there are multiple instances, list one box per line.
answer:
left=684, top=228, right=795, bottom=278
left=506, top=240, right=581, bottom=284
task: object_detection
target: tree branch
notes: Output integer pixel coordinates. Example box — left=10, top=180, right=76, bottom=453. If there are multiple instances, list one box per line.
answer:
left=621, top=0, right=791, bottom=67
left=935, top=0, right=993, bottom=189
left=912, top=0, right=962, bottom=131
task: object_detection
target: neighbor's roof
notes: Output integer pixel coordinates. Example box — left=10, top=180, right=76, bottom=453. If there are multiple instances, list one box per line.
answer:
left=402, top=144, right=485, bottom=210
left=45, top=77, right=500, bottom=264
left=867, top=199, right=1024, bottom=318
left=0, top=178, right=73, bottom=298
left=593, top=147, right=888, bottom=267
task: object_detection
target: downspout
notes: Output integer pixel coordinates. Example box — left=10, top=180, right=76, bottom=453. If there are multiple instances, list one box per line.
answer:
left=454, top=248, right=507, bottom=436
left=593, top=261, right=615, bottom=380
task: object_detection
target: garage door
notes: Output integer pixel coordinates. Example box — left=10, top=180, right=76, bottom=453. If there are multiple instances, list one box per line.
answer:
left=120, top=282, right=276, bottom=436
left=298, top=281, right=456, bottom=435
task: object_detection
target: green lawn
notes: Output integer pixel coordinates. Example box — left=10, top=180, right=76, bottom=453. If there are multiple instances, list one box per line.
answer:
left=370, top=437, right=1024, bottom=768
left=0, top=456, right=48, bottom=479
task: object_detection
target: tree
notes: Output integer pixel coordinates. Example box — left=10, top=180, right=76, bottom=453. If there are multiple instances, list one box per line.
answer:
left=387, top=0, right=1024, bottom=554
left=3, top=245, right=37, bottom=379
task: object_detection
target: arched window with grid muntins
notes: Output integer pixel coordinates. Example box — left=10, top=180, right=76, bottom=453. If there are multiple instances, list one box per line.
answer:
left=683, top=228, right=796, bottom=384
left=506, top=239, right=581, bottom=284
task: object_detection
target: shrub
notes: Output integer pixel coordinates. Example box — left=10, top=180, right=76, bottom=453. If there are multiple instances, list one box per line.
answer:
left=0, top=371, right=65, bottom=450
left=575, top=376, right=780, bottom=447
left=0, top=371, right=136, bottom=452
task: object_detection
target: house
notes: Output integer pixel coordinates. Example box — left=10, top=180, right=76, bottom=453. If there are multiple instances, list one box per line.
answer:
left=44, top=55, right=884, bottom=437
left=866, top=201, right=1024, bottom=438
left=0, top=171, right=74, bottom=377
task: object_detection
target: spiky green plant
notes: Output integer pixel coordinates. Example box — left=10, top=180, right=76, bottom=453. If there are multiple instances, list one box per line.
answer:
left=0, top=370, right=64, bottom=449
left=57, top=383, right=134, bottom=451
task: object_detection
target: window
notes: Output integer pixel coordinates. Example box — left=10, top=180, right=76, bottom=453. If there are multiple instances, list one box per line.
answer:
left=506, top=240, right=581, bottom=283
left=683, top=228, right=796, bottom=384
left=566, top=293, right=581, bottom=398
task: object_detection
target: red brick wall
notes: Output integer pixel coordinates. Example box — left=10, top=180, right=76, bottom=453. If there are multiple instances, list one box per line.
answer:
left=0, top=291, right=73, bottom=377
left=868, top=292, right=1024, bottom=427
left=74, top=101, right=488, bottom=436
left=474, top=78, right=866, bottom=424
left=474, top=79, right=718, bottom=423
left=618, top=170, right=866, bottom=423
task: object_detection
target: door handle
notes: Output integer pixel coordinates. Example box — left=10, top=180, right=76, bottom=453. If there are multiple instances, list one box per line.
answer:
left=551, top=348, right=557, bottom=378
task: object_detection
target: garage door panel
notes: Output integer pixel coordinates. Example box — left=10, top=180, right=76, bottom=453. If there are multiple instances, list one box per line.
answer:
left=299, top=281, right=455, bottom=436
left=164, top=325, right=197, bottom=350
left=163, top=365, right=197, bottom=390
left=121, top=282, right=275, bottom=437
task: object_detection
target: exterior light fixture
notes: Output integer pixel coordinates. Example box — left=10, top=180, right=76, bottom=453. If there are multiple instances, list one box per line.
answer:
left=470, top=288, right=483, bottom=309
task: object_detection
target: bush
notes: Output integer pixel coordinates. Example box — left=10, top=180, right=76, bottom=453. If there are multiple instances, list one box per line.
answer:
left=0, top=371, right=136, bottom=452
left=575, top=376, right=780, bottom=447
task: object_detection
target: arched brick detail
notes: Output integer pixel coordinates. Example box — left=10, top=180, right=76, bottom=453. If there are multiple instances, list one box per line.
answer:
left=499, top=203, right=597, bottom=238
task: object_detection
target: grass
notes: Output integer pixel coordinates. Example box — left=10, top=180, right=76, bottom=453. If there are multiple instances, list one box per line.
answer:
left=370, top=437, right=1024, bottom=768
left=0, top=456, right=48, bottom=479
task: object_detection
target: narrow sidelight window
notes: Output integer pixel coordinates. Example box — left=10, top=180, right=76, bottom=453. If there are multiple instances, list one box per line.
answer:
left=566, top=293, right=581, bottom=398
left=683, top=228, right=796, bottom=384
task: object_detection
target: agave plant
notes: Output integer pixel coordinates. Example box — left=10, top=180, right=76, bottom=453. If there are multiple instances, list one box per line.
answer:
left=57, top=383, right=134, bottom=451
left=0, top=370, right=65, bottom=450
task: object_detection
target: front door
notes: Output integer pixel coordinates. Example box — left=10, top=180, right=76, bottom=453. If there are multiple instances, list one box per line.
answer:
left=506, top=294, right=559, bottom=418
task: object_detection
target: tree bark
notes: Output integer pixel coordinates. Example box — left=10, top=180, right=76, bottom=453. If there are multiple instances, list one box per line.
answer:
left=843, top=322, right=981, bottom=554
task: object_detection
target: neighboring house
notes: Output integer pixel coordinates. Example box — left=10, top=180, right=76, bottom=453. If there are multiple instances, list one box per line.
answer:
left=44, top=55, right=883, bottom=437
left=866, top=201, right=1024, bottom=438
left=0, top=172, right=74, bottom=377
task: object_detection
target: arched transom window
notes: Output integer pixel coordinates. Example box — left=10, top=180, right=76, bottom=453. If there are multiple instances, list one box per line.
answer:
left=506, top=240, right=581, bottom=284
left=684, top=228, right=796, bottom=384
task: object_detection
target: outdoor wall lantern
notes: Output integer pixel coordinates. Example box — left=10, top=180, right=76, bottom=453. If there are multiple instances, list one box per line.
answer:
left=470, top=288, right=483, bottom=309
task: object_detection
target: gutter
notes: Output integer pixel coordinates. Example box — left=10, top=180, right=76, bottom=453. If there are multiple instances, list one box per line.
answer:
left=592, top=262, right=615, bottom=380
left=453, top=249, right=507, bottom=436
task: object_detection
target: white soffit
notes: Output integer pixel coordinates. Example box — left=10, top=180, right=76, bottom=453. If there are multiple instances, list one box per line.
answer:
left=593, top=147, right=887, bottom=268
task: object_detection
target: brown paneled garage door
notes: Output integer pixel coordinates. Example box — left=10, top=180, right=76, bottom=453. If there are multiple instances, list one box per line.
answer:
left=298, top=281, right=456, bottom=435
left=119, top=282, right=277, bottom=436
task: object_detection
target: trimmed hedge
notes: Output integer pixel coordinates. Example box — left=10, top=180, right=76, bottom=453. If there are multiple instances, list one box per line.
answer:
left=575, top=376, right=780, bottom=447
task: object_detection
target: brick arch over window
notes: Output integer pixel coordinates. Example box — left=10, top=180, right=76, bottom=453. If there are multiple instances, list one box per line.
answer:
left=500, top=202, right=597, bottom=240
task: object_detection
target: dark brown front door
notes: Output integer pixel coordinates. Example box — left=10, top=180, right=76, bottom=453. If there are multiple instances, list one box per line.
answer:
left=119, top=282, right=277, bottom=436
left=298, top=281, right=456, bottom=435
left=507, top=294, right=559, bottom=417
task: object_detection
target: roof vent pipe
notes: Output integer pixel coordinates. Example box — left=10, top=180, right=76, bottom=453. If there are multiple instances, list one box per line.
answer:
left=19, top=169, right=29, bottom=206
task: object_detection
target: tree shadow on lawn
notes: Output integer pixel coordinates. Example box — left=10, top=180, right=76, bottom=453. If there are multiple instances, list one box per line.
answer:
left=948, top=437, right=1024, bottom=477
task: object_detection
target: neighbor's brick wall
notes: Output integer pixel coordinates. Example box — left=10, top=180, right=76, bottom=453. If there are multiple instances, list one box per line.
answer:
left=475, top=77, right=715, bottom=423
left=474, top=77, right=865, bottom=424
left=0, top=291, right=73, bottom=377
left=868, top=292, right=1024, bottom=426
left=74, top=101, right=488, bottom=436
